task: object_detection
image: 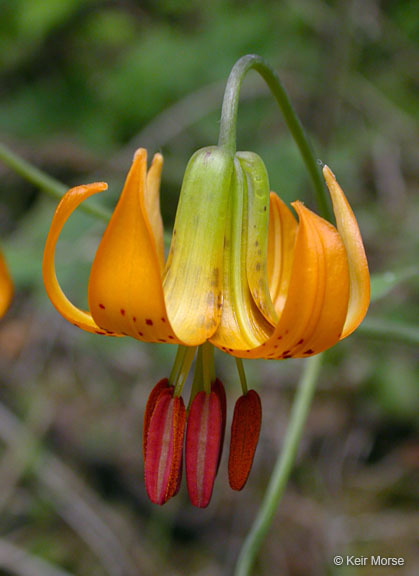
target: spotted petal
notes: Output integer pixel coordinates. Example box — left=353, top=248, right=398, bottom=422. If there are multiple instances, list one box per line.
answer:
left=88, top=149, right=179, bottom=343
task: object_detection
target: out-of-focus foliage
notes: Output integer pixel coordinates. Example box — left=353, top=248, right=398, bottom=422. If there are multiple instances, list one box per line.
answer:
left=0, top=1, right=417, bottom=575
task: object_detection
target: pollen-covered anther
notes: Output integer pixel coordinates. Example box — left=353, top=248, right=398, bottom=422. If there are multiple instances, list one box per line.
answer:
left=144, top=386, right=186, bottom=505
left=185, top=390, right=223, bottom=508
left=142, top=378, right=172, bottom=459
left=228, top=389, right=262, bottom=491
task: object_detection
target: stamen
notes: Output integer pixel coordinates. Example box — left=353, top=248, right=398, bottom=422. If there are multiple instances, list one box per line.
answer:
left=228, top=389, right=262, bottom=491
left=142, top=379, right=171, bottom=459
left=144, top=388, right=186, bottom=505
left=185, top=390, right=223, bottom=507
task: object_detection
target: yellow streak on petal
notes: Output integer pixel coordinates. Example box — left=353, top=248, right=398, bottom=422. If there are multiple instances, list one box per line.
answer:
left=323, top=165, right=370, bottom=339
left=0, top=250, right=13, bottom=318
left=42, top=182, right=112, bottom=335
left=88, top=149, right=181, bottom=344
left=145, top=153, right=165, bottom=270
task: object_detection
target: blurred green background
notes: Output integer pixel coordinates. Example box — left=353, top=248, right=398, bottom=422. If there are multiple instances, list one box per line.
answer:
left=0, top=0, right=418, bottom=575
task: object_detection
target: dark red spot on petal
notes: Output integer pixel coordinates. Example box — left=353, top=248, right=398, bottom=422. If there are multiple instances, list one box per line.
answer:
left=138, top=331, right=144, bottom=336
left=158, top=339, right=167, bottom=343
left=304, top=349, right=314, bottom=355
left=161, top=317, right=166, bottom=323
left=282, top=350, right=290, bottom=355
left=146, top=319, right=153, bottom=326
left=282, top=354, right=292, bottom=359
left=120, top=309, right=125, bottom=316
left=99, top=303, right=105, bottom=310
left=133, top=316, right=137, bottom=322
left=168, top=336, right=175, bottom=340
left=297, top=339, right=304, bottom=345
left=95, top=330, right=106, bottom=335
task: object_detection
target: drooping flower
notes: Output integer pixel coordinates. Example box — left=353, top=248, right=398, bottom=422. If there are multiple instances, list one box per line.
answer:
left=0, top=249, right=13, bottom=318
left=43, top=145, right=369, bottom=506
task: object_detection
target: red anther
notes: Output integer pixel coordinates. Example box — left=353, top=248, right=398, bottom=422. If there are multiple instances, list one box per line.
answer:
left=144, top=389, right=186, bottom=505
left=212, top=379, right=226, bottom=472
left=142, top=378, right=171, bottom=459
left=228, top=389, right=262, bottom=491
left=185, top=390, right=223, bottom=508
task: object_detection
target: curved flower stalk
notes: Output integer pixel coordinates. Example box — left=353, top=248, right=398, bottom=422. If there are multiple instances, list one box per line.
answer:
left=42, top=53, right=369, bottom=508
left=0, top=249, right=13, bottom=318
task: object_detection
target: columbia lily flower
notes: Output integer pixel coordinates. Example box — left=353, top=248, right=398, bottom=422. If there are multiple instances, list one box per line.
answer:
left=0, top=248, right=13, bottom=318
left=43, top=146, right=369, bottom=507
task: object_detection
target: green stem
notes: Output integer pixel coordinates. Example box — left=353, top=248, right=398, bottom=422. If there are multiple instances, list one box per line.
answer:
left=201, top=342, right=215, bottom=394
left=234, top=353, right=323, bottom=576
left=168, top=346, right=187, bottom=386
left=218, top=55, right=331, bottom=220
left=0, top=142, right=110, bottom=221
left=173, top=347, right=196, bottom=397
left=235, top=358, right=248, bottom=395
left=189, top=347, right=204, bottom=408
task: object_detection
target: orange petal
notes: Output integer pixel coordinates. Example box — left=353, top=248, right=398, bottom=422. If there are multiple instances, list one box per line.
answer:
left=42, top=182, right=113, bottom=335
left=0, top=249, right=13, bottom=318
left=289, top=203, right=349, bottom=357
left=88, top=149, right=180, bottom=343
left=220, top=201, right=348, bottom=359
left=323, top=166, right=370, bottom=338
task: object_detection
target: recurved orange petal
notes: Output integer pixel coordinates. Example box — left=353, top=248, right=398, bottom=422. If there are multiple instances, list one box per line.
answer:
left=42, top=182, right=114, bottom=335
left=323, top=166, right=370, bottom=339
left=289, top=202, right=349, bottom=357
